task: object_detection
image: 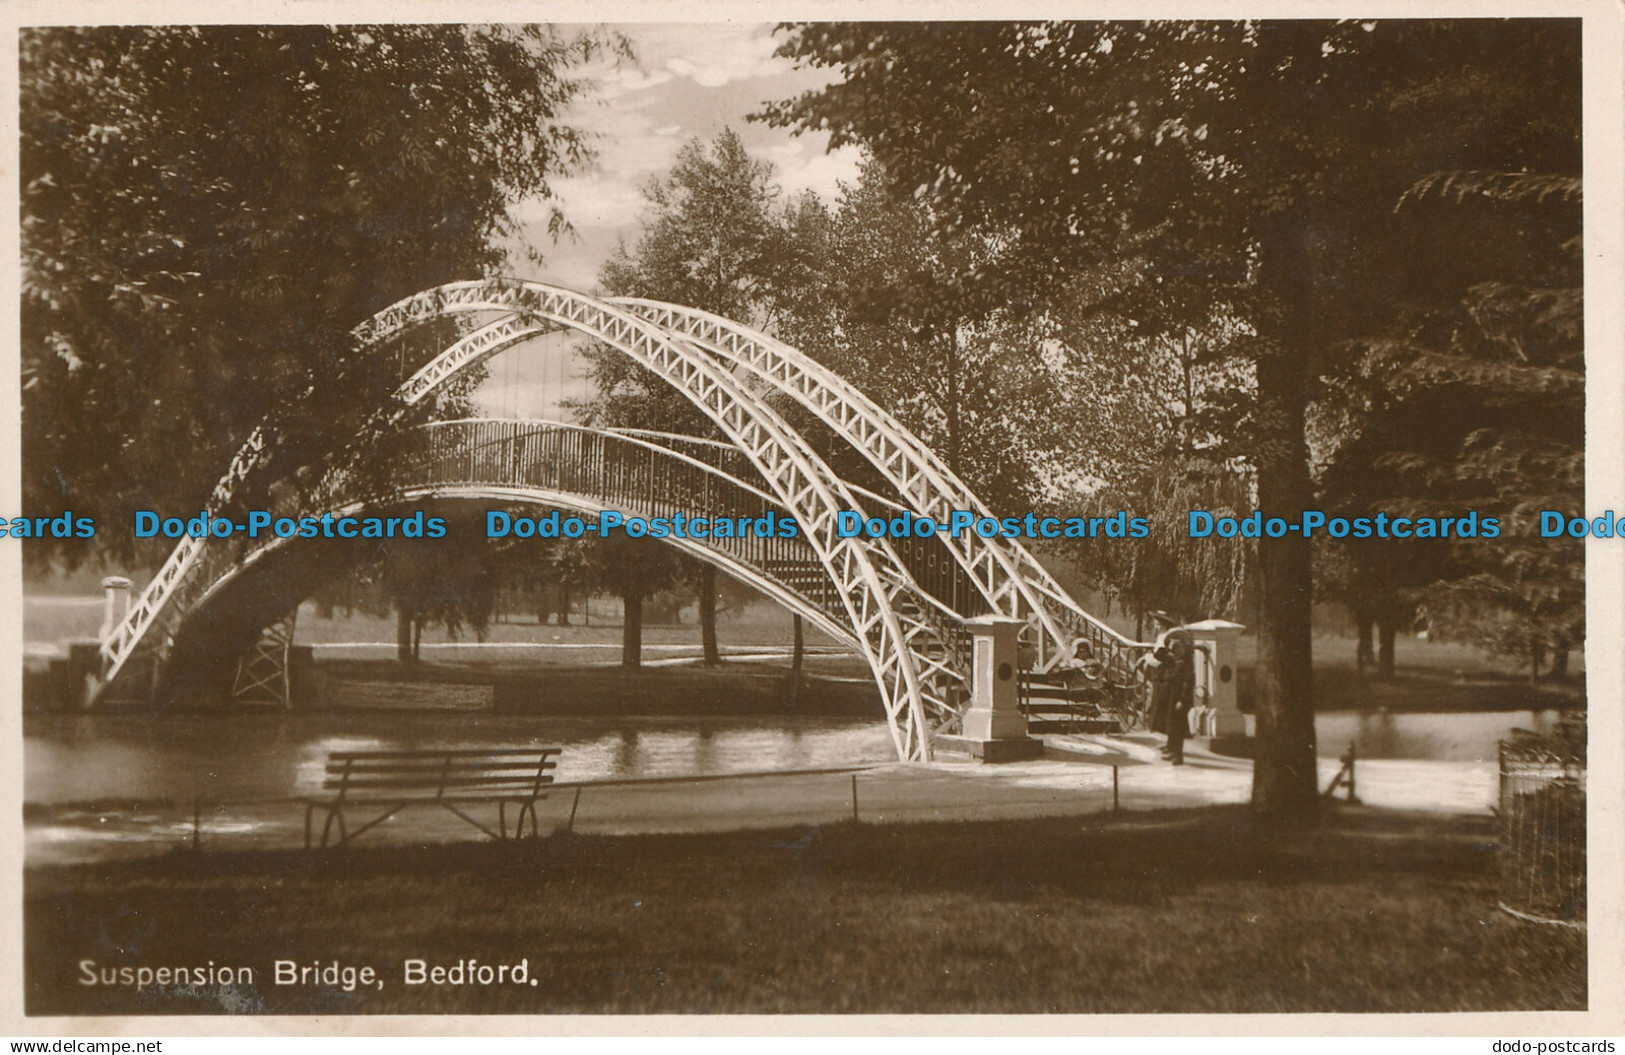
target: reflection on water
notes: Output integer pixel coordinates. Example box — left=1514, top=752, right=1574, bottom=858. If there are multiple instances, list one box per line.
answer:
left=25, top=712, right=897, bottom=806
left=25, top=707, right=1571, bottom=804
left=25, top=707, right=1566, bottom=865
left=1314, top=709, right=1572, bottom=762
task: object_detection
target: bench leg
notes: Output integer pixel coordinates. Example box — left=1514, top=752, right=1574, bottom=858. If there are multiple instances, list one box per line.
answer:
left=517, top=799, right=541, bottom=839
left=321, top=807, right=346, bottom=849
left=499, top=800, right=507, bottom=841
left=304, top=804, right=314, bottom=851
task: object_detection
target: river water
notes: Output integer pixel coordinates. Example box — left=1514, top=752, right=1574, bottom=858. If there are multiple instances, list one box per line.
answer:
left=25, top=707, right=1571, bottom=807
left=24, top=713, right=899, bottom=806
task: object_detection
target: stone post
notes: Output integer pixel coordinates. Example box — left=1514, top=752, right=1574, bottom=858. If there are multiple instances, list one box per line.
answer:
left=959, top=615, right=1039, bottom=760
left=1183, top=619, right=1247, bottom=736
left=99, top=576, right=133, bottom=645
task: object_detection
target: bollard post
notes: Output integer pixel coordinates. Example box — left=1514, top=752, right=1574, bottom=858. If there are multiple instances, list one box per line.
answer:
left=851, top=773, right=859, bottom=823
left=1112, top=765, right=1120, bottom=812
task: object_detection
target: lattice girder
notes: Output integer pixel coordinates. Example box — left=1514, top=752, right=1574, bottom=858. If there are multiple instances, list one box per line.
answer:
left=611, top=298, right=1152, bottom=680
left=107, top=280, right=966, bottom=760
left=230, top=610, right=297, bottom=708
left=176, top=417, right=877, bottom=661
left=348, top=282, right=975, bottom=758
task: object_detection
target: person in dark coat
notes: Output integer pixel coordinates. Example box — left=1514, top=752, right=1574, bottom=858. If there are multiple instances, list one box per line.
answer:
left=1145, top=641, right=1175, bottom=736
left=1161, top=632, right=1197, bottom=764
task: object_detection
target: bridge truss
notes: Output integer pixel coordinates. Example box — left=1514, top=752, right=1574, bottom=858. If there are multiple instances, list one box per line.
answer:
left=95, top=280, right=1149, bottom=761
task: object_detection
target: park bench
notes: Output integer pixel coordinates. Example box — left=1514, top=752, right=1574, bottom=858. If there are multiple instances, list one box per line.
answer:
left=303, top=747, right=561, bottom=849
left=1018, top=658, right=1155, bottom=734
left=1017, top=671, right=1119, bottom=734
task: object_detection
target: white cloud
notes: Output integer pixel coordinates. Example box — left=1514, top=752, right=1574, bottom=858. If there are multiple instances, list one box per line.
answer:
left=642, top=23, right=785, bottom=90
left=507, top=22, right=858, bottom=291
left=759, top=136, right=863, bottom=201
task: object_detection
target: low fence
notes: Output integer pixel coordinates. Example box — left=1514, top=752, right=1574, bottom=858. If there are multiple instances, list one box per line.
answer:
left=1497, top=719, right=1586, bottom=927
left=25, top=759, right=1148, bottom=862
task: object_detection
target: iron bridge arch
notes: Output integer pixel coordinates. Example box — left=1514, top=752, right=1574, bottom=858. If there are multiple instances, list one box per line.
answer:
left=95, top=280, right=1148, bottom=761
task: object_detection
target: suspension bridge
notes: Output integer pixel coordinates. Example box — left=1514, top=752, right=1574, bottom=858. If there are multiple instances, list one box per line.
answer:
left=89, top=280, right=1166, bottom=761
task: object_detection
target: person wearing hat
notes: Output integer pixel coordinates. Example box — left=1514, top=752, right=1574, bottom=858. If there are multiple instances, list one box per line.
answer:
left=1141, top=617, right=1196, bottom=764
left=1160, top=630, right=1197, bottom=764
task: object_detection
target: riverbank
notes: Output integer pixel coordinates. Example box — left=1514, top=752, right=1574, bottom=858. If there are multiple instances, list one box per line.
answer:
left=24, top=803, right=1584, bottom=1015
left=24, top=730, right=1511, bottom=865
left=25, top=595, right=1585, bottom=716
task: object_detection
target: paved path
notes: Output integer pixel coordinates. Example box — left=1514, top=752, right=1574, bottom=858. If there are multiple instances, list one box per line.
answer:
left=24, top=734, right=1497, bottom=866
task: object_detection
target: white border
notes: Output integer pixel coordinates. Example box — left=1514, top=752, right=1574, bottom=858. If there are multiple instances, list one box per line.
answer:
left=2, top=0, right=1620, bottom=1038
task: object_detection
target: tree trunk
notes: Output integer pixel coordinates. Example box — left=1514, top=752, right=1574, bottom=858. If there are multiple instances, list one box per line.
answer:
left=1355, top=614, right=1374, bottom=671
left=789, top=614, right=805, bottom=709
left=1552, top=646, right=1569, bottom=680
left=411, top=617, right=422, bottom=662
left=556, top=585, right=570, bottom=627
left=699, top=564, right=720, bottom=665
left=1530, top=641, right=1545, bottom=685
left=1376, top=616, right=1396, bottom=680
left=1248, top=203, right=1321, bottom=826
left=621, top=588, right=642, bottom=669
left=396, top=606, right=415, bottom=663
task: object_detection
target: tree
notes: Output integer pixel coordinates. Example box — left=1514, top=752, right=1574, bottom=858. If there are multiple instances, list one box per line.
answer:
left=778, top=157, right=1072, bottom=511
left=378, top=526, right=501, bottom=663
left=578, top=129, right=806, bottom=664
left=1047, top=308, right=1256, bottom=634
left=765, top=20, right=1580, bottom=822
left=21, top=25, right=617, bottom=567
left=578, top=534, right=681, bottom=669
left=1314, top=178, right=1584, bottom=681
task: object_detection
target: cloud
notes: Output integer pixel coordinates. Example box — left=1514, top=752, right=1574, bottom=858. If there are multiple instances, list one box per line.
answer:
left=468, top=335, right=594, bottom=421
left=507, top=22, right=859, bottom=290
left=644, top=24, right=785, bottom=89
left=758, top=136, right=864, bottom=202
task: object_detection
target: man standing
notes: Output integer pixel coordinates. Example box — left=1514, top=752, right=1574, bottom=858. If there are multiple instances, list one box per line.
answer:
left=1162, top=632, right=1197, bottom=765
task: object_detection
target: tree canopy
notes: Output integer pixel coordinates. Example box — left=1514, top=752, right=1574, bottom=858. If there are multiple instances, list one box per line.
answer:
left=22, top=24, right=618, bottom=565
left=765, top=19, right=1582, bottom=821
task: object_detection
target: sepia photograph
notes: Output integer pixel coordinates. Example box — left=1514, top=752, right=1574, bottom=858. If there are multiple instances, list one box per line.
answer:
left=6, top=4, right=1619, bottom=1031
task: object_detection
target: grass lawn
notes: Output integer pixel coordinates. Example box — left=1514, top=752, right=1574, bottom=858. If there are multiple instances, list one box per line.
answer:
left=26, top=805, right=1584, bottom=1015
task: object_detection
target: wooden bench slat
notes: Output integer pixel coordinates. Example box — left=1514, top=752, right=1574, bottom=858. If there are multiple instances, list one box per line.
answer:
left=331, top=785, right=553, bottom=795
left=328, top=748, right=560, bottom=761
left=322, top=777, right=556, bottom=791
left=306, top=746, right=565, bottom=849
left=329, top=794, right=552, bottom=806
left=325, top=761, right=556, bottom=775
left=324, top=767, right=556, bottom=778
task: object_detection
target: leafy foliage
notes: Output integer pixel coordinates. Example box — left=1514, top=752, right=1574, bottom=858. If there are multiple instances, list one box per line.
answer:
left=574, top=128, right=806, bottom=441
left=21, top=24, right=617, bottom=566
left=776, top=158, right=1074, bottom=510
left=1314, top=187, right=1584, bottom=678
left=763, top=19, right=1581, bottom=819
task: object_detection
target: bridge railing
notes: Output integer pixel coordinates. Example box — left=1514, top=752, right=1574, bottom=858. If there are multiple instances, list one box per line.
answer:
left=171, top=420, right=858, bottom=641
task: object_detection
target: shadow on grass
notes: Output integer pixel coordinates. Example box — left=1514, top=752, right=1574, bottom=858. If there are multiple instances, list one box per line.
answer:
left=26, top=805, right=1582, bottom=1016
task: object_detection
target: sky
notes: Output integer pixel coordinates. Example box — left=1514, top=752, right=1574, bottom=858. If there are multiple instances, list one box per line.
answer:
left=515, top=23, right=862, bottom=290
left=471, top=22, right=861, bottom=419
